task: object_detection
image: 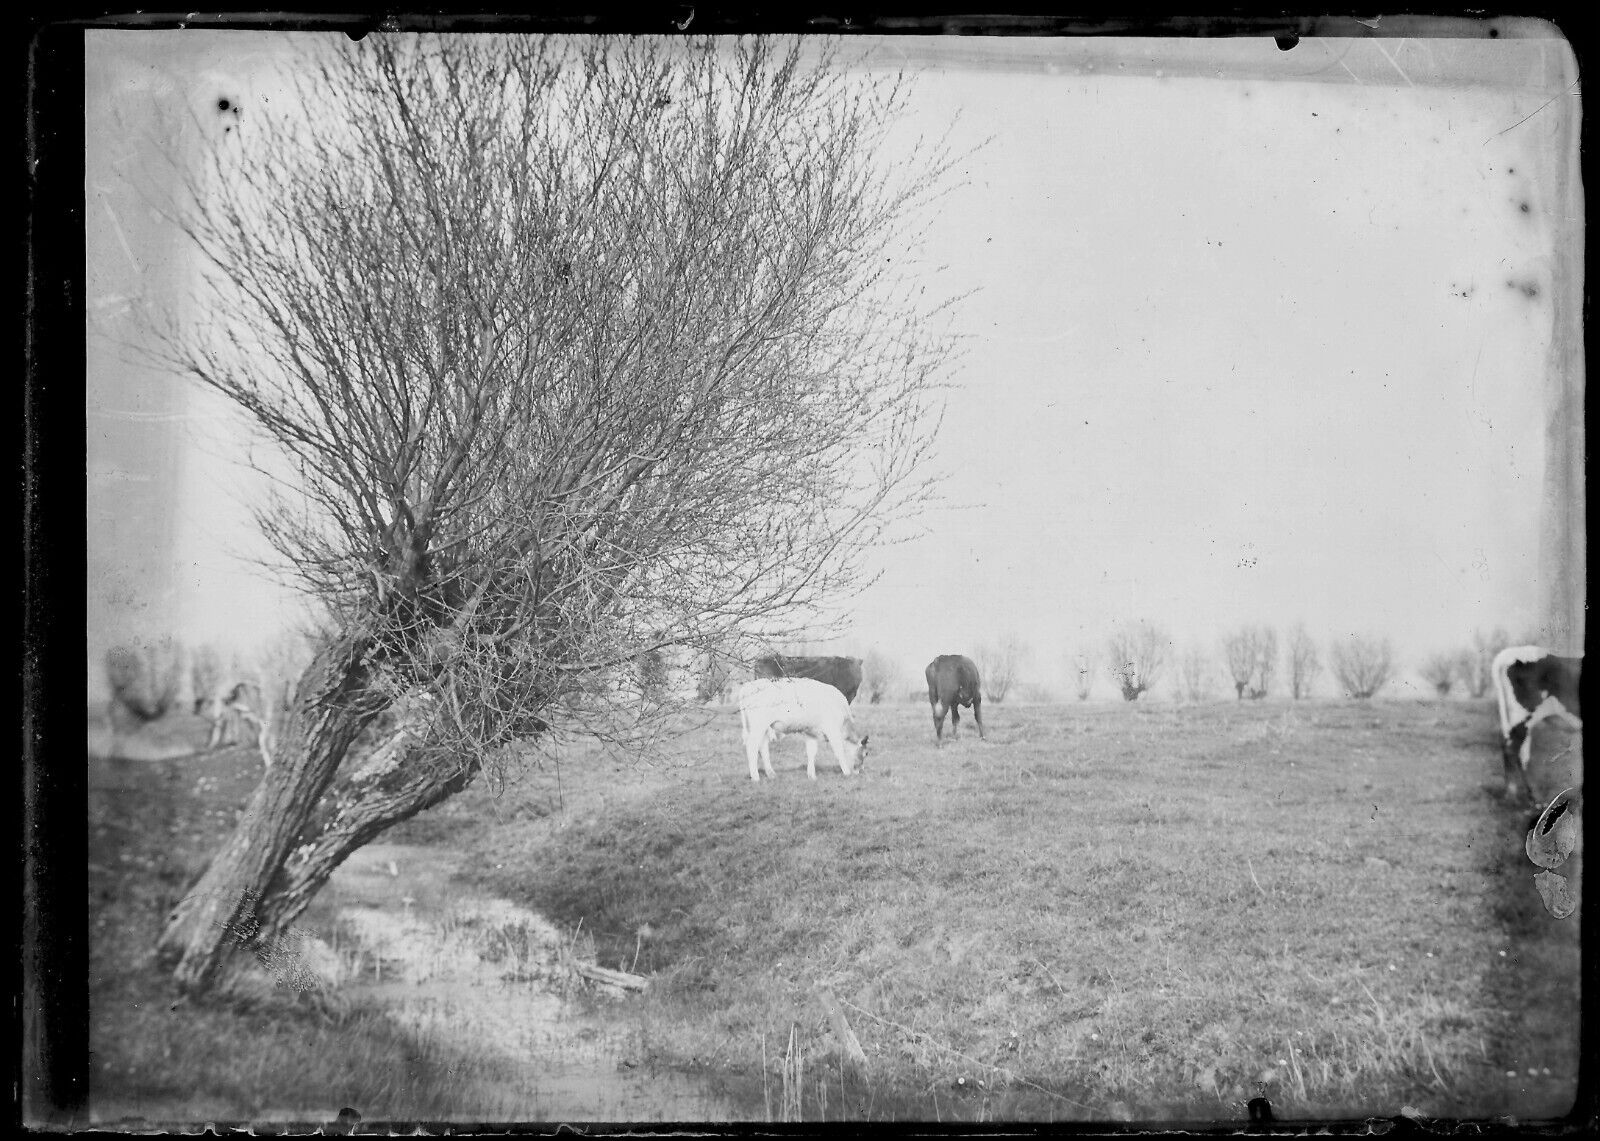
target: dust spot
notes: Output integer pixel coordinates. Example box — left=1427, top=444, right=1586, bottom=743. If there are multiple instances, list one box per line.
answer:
left=1519, top=201, right=1531, bottom=214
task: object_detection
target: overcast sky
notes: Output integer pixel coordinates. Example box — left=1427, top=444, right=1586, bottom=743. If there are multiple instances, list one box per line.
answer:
left=85, top=27, right=1582, bottom=698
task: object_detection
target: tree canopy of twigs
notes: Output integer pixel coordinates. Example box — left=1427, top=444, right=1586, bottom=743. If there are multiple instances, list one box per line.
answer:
left=1106, top=621, right=1167, bottom=702
left=150, top=34, right=959, bottom=993
left=1329, top=634, right=1395, bottom=699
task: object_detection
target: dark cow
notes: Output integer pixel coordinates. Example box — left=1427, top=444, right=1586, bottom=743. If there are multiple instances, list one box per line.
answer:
left=1493, top=645, right=1583, bottom=802
left=753, top=654, right=863, bottom=704
left=926, top=654, right=985, bottom=744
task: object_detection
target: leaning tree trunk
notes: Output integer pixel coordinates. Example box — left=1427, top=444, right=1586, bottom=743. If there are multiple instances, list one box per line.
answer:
left=158, top=631, right=384, bottom=992
left=254, top=726, right=483, bottom=940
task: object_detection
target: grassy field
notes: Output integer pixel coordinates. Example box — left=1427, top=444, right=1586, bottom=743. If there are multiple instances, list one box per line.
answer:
left=422, top=697, right=1582, bottom=1123
left=88, top=698, right=1581, bottom=1125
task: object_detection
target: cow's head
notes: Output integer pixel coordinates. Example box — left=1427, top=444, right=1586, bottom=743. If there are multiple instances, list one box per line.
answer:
left=843, top=733, right=870, bottom=775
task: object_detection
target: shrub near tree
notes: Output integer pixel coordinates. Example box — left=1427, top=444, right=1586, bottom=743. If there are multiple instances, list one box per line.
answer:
left=148, top=35, right=957, bottom=994
left=1330, top=635, right=1396, bottom=699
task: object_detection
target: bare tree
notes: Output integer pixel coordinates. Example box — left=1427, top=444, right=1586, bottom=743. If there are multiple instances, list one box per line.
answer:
left=1458, top=627, right=1511, bottom=699
left=105, top=637, right=184, bottom=725
left=1106, top=622, right=1168, bottom=702
left=1176, top=646, right=1214, bottom=703
left=148, top=36, right=956, bottom=994
left=1068, top=650, right=1096, bottom=701
left=976, top=634, right=1028, bottom=703
left=189, top=644, right=226, bottom=713
left=1221, top=625, right=1276, bottom=699
left=861, top=649, right=902, bottom=704
left=1418, top=652, right=1458, bottom=697
left=1329, top=635, right=1395, bottom=699
left=1286, top=622, right=1321, bottom=700
left=692, top=644, right=734, bottom=704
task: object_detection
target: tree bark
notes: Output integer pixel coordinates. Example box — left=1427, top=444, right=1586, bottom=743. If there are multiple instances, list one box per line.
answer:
left=259, top=725, right=482, bottom=935
left=157, top=632, right=383, bottom=992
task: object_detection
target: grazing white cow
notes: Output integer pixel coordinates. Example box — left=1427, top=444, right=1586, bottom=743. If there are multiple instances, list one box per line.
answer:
left=196, top=679, right=265, bottom=753
left=1492, top=645, right=1583, bottom=801
left=737, top=678, right=869, bottom=782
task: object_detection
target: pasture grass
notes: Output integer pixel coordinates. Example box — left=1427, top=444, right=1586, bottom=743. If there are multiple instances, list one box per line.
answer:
left=87, top=697, right=1581, bottom=1125
left=420, top=697, right=1581, bottom=1123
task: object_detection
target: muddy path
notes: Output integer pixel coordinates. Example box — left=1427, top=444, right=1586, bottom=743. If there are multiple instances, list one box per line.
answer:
left=320, top=841, right=741, bottom=1123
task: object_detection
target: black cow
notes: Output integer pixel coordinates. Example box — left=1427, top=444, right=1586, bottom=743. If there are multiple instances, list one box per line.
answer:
left=1493, top=645, right=1583, bottom=802
left=753, top=654, right=863, bottom=704
left=926, top=654, right=985, bottom=744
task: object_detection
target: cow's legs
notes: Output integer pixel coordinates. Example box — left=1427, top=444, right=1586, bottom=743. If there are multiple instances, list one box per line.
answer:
left=1502, top=719, right=1536, bottom=803
left=972, top=697, right=986, bottom=740
left=804, top=737, right=820, bottom=780
left=931, top=700, right=947, bottom=743
left=746, top=734, right=764, bottom=781
left=950, top=705, right=961, bottom=739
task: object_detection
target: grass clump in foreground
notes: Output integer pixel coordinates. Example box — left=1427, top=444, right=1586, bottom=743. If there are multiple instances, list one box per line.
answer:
left=429, top=699, right=1578, bottom=1123
left=87, top=725, right=527, bottom=1125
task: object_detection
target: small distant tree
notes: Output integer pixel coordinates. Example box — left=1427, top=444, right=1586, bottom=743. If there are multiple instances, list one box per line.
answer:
left=105, top=637, right=184, bottom=725
left=976, top=634, right=1028, bottom=704
left=1222, top=625, right=1277, bottom=699
left=1459, top=627, right=1511, bottom=699
left=1330, top=635, right=1395, bottom=699
left=1106, top=622, right=1168, bottom=702
left=1176, top=646, right=1214, bottom=702
left=1419, top=652, right=1458, bottom=697
left=1286, top=622, right=1321, bottom=700
left=1069, top=651, right=1096, bottom=701
left=189, top=644, right=226, bottom=710
left=693, top=647, right=733, bottom=704
left=862, top=649, right=902, bottom=704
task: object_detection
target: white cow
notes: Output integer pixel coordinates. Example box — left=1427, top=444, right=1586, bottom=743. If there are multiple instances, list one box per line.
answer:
left=1492, top=645, right=1583, bottom=801
left=737, top=678, right=869, bottom=782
